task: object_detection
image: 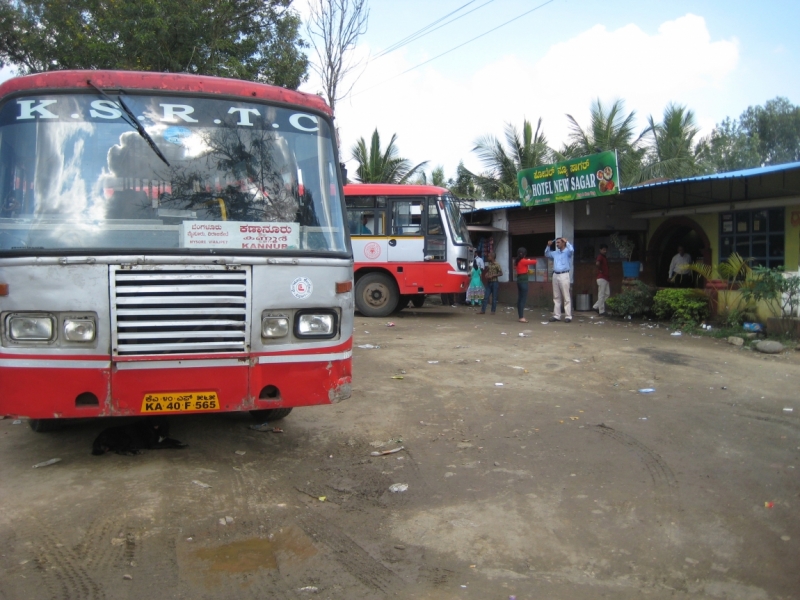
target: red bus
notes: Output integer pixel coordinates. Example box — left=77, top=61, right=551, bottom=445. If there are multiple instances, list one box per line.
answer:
left=344, top=184, right=471, bottom=317
left=0, top=70, right=352, bottom=432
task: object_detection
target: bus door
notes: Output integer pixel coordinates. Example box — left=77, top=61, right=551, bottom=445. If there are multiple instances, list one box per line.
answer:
left=423, top=198, right=449, bottom=290
left=387, top=197, right=425, bottom=292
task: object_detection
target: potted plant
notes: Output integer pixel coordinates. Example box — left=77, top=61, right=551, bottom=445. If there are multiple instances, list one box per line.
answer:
left=610, top=233, right=638, bottom=278
left=686, top=253, right=754, bottom=320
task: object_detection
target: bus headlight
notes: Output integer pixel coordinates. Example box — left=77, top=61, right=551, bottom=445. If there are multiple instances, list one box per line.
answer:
left=295, top=311, right=337, bottom=339
left=457, top=258, right=468, bottom=271
left=64, top=318, right=96, bottom=342
left=7, top=314, right=55, bottom=341
left=262, top=316, right=289, bottom=338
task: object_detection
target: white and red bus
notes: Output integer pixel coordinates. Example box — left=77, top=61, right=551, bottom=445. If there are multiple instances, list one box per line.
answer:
left=344, top=184, right=471, bottom=316
left=0, top=70, right=352, bottom=432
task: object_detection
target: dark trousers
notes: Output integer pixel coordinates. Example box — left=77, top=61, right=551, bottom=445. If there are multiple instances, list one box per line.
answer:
left=672, top=274, right=692, bottom=288
left=517, top=280, right=529, bottom=318
left=481, top=281, right=499, bottom=313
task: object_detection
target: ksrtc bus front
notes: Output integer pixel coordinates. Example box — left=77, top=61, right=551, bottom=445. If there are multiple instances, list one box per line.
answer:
left=0, top=71, right=353, bottom=431
left=344, top=184, right=471, bottom=317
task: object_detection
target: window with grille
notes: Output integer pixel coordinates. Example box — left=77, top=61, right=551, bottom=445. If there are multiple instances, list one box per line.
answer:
left=720, top=209, right=785, bottom=268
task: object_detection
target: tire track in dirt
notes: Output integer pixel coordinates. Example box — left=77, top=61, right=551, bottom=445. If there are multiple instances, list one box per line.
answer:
left=593, top=423, right=680, bottom=515
left=731, top=406, right=799, bottom=431
left=296, top=511, right=404, bottom=595
left=30, top=519, right=107, bottom=600
left=72, top=515, right=120, bottom=574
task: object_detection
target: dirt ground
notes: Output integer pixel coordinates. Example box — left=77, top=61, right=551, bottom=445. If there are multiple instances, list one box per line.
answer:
left=1, top=300, right=799, bottom=600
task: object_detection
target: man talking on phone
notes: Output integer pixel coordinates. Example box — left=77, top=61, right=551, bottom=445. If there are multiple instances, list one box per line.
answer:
left=545, top=237, right=574, bottom=322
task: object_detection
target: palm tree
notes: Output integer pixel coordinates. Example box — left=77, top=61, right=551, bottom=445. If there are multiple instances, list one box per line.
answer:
left=430, top=166, right=447, bottom=187
left=411, top=165, right=447, bottom=187
left=638, top=103, right=706, bottom=182
left=471, top=118, right=550, bottom=199
left=561, top=99, right=645, bottom=187
left=350, top=129, right=428, bottom=183
left=448, top=161, right=479, bottom=198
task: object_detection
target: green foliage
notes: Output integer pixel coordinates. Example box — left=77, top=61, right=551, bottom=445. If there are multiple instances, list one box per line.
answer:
left=697, top=97, right=800, bottom=172
left=413, top=165, right=447, bottom=187
left=696, top=117, right=762, bottom=172
left=739, top=266, right=800, bottom=319
left=739, top=97, right=800, bottom=165
left=718, top=306, right=747, bottom=328
left=0, top=0, right=308, bottom=88
left=686, top=253, right=752, bottom=292
left=639, top=103, right=707, bottom=182
left=471, top=118, right=550, bottom=199
left=448, top=161, right=479, bottom=198
left=350, top=129, right=428, bottom=184
left=606, top=280, right=654, bottom=317
left=653, top=289, right=710, bottom=325
left=561, top=98, right=646, bottom=188
left=686, top=253, right=755, bottom=315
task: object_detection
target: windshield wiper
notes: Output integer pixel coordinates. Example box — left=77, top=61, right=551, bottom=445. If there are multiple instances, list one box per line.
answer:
left=88, top=80, right=171, bottom=167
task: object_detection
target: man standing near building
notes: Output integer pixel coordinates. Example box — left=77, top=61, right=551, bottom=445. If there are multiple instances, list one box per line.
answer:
left=545, top=237, right=574, bottom=322
left=593, top=244, right=609, bottom=315
left=668, top=245, right=692, bottom=287
left=479, top=252, right=503, bottom=315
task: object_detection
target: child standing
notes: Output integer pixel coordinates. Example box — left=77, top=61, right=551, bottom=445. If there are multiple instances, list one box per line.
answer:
left=466, top=260, right=484, bottom=306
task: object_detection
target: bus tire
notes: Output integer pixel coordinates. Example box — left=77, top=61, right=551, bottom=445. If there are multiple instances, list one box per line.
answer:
left=249, top=408, right=293, bottom=422
left=410, top=295, right=426, bottom=308
left=28, top=418, right=62, bottom=433
left=355, top=272, right=399, bottom=317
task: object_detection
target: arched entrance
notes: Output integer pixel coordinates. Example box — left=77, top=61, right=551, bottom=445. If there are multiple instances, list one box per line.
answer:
left=647, top=217, right=712, bottom=287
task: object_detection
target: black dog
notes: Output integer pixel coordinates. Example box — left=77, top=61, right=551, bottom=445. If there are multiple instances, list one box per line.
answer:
left=91, top=417, right=187, bottom=455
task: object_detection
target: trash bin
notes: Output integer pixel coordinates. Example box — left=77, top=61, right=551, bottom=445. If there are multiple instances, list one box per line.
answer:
left=576, top=293, right=592, bottom=311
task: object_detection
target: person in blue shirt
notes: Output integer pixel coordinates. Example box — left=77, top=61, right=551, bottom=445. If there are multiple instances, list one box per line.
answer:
left=358, top=214, right=372, bottom=235
left=544, top=237, right=574, bottom=322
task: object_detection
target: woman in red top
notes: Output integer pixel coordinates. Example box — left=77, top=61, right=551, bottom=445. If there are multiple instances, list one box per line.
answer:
left=514, top=247, right=537, bottom=322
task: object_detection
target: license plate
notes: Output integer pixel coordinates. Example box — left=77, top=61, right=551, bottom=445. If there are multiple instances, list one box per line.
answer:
left=141, top=391, right=220, bottom=413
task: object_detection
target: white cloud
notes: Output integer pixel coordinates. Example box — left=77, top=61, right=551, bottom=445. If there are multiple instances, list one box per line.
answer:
left=0, top=65, right=18, bottom=85
left=302, top=13, right=740, bottom=181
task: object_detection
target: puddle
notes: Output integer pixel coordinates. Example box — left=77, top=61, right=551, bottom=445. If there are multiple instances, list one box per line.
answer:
left=191, top=525, right=317, bottom=576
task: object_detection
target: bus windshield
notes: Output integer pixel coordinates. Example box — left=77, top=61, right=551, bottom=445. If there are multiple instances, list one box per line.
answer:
left=443, top=195, right=470, bottom=244
left=0, top=93, right=347, bottom=254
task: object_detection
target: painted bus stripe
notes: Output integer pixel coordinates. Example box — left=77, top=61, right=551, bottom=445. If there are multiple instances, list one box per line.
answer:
left=257, top=350, right=352, bottom=364
left=0, top=358, right=112, bottom=369
left=116, top=358, right=246, bottom=370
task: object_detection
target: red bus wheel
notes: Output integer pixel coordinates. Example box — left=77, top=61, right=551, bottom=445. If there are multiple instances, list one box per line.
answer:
left=355, top=273, right=399, bottom=317
left=250, top=408, right=293, bottom=421
left=28, top=419, right=62, bottom=433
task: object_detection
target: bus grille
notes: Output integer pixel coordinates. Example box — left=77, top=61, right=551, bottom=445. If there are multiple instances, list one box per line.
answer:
left=110, top=266, right=250, bottom=356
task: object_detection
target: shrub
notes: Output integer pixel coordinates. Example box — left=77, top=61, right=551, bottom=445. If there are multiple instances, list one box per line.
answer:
left=653, top=288, right=710, bottom=325
left=740, top=266, right=800, bottom=320
left=718, top=306, right=747, bottom=328
left=606, top=280, right=654, bottom=316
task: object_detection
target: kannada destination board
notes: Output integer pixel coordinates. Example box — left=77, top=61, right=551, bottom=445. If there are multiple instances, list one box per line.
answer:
left=517, top=151, right=620, bottom=207
left=181, top=221, right=299, bottom=250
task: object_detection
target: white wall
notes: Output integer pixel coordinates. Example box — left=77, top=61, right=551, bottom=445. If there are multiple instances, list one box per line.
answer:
left=492, top=210, right=510, bottom=282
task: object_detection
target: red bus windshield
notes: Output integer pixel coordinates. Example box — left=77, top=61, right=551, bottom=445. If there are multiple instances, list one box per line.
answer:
left=0, top=92, right=347, bottom=254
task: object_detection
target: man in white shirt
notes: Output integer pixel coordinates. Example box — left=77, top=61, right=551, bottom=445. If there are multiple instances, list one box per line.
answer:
left=668, top=246, right=692, bottom=287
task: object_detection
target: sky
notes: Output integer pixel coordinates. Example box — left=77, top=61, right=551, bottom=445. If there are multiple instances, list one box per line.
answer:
left=295, top=0, right=800, bottom=181
left=2, top=1, right=798, bottom=183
